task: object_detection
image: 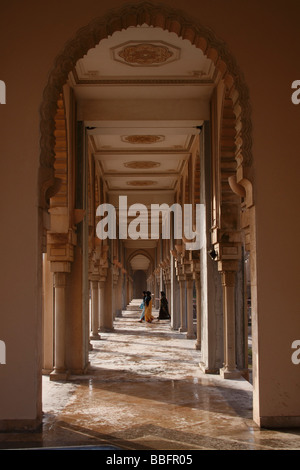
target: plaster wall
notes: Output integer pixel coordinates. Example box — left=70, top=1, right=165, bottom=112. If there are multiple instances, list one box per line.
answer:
left=0, top=0, right=299, bottom=428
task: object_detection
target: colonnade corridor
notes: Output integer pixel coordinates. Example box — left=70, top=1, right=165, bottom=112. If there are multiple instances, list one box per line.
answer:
left=2, top=303, right=300, bottom=451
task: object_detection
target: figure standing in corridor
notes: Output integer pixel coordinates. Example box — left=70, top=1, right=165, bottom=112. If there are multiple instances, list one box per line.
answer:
left=138, top=291, right=147, bottom=322
left=157, top=291, right=171, bottom=320
left=144, top=291, right=154, bottom=323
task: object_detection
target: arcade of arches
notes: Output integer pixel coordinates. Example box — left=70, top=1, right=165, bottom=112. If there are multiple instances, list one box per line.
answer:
left=42, top=15, right=255, bottom=415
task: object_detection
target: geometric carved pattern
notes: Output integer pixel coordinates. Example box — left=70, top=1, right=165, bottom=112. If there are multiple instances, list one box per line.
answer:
left=118, top=43, right=174, bottom=66
left=127, top=180, right=157, bottom=186
left=50, top=93, right=68, bottom=208
left=124, top=161, right=161, bottom=169
left=122, top=135, right=164, bottom=144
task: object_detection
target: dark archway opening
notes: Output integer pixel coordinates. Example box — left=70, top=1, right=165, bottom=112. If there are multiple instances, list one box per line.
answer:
left=133, top=270, right=147, bottom=299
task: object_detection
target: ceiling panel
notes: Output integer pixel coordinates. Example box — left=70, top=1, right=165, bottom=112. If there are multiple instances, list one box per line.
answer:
left=70, top=25, right=213, bottom=210
left=73, top=25, right=214, bottom=82
left=92, top=133, right=193, bottom=151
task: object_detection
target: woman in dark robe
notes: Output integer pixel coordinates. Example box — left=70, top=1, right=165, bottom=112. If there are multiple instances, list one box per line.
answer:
left=158, top=291, right=171, bottom=320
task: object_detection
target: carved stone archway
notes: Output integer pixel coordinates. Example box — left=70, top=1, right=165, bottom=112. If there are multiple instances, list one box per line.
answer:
left=39, top=0, right=258, bottom=420
left=39, top=1, right=252, bottom=212
left=40, top=0, right=256, bottom=373
left=127, top=249, right=154, bottom=275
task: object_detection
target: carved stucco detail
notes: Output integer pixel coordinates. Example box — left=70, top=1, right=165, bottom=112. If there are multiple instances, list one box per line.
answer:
left=39, top=1, right=252, bottom=211
left=118, top=43, right=173, bottom=65
left=127, top=180, right=157, bottom=186
left=124, top=161, right=161, bottom=169
left=122, top=135, right=164, bottom=144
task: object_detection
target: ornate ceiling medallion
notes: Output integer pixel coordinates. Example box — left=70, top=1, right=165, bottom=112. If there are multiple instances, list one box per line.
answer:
left=127, top=180, right=157, bottom=187
left=112, top=41, right=180, bottom=67
left=122, top=135, right=164, bottom=144
left=124, top=161, right=161, bottom=169
left=119, top=43, right=172, bottom=65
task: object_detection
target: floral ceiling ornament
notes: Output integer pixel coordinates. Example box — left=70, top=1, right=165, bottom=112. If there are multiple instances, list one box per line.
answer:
left=122, top=135, right=164, bottom=144
left=124, top=161, right=161, bottom=169
left=127, top=180, right=157, bottom=186
left=118, top=43, right=173, bottom=66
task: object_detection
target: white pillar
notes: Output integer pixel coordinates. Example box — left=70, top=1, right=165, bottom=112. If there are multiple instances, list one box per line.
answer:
left=186, top=278, right=196, bottom=339
left=99, top=268, right=114, bottom=332
left=220, top=271, right=241, bottom=379
left=90, top=280, right=100, bottom=340
left=195, top=275, right=201, bottom=349
left=179, top=279, right=187, bottom=332
left=51, top=272, right=67, bottom=380
left=99, top=280, right=105, bottom=331
left=42, top=254, right=54, bottom=374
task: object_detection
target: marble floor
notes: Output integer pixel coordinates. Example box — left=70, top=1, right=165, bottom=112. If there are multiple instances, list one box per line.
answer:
left=1, top=303, right=300, bottom=451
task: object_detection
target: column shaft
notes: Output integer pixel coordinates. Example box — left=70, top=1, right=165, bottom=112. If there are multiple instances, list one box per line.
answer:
left=51, top=272, right=67, bottom=380
left=90, top=280, right=100, bottom=340
left=186, top=278, right=196, bottom=339
left=220, top=271, right=241, bottom=379
left=179, top=280, right=187, bottom=332
left=195, top=276, right=201, bottom=350
left=99, top=268, right=114, bottom=332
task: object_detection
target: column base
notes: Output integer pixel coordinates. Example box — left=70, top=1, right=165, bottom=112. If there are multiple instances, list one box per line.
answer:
left=257, top=415, right=300, bottom=429
left=0, top=417, right=42, bottom=432
left=179, top=327, right=187, bottom=333
left=50, top=369, right=68, bottom=381
left=219, top=366, right=241, bottom=379
left=69, top=364, right=90, bottom=375
left=90, top=333, right=101, bottom=340
left=187, top=333, right=196, bottom=339
left=199, top=362, right=219, bottom=374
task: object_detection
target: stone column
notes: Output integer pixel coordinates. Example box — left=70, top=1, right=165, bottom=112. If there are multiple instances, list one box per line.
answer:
left=99, top=280, right=105, bottom=331
left=42, top=254, right=54, bottom=374
left=170, top=254, right=180, bottom=330
left=165, top=281, right=171, bottom=310
left=114, top=268, right=123, bottom=317
left=194, top=274, right=201, bottom=349
left=99, top=267, right=114, bottom=332
left=179, top=279, right=187, bottom=332
left=90, top=280, right=100, bottom=340
left=51, top=272, right=67, bottom=380
left=220, top=271, right=241, bottom=379
left=186, top=278, right=196, bottom=339
left=157, top=279, right=160, bottom=309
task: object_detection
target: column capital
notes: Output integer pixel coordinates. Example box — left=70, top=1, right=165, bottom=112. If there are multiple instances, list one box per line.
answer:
left=47, top=228, right=77, bottom=265
left=218, top=259, right=239, bottom=273
left=53, top=271, right=67, bottom=288
left=50, top=261, right=71, bottom=273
